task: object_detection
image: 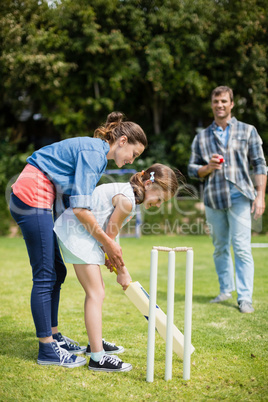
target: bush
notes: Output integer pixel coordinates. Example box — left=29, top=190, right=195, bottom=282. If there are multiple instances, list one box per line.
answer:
left=137, top=194, right=268, bottom=237
left=0, top=135, right=33, bottom=235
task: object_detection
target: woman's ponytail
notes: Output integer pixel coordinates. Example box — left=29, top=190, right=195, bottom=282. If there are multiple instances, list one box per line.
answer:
left=94, top=111, right=147, bottom=148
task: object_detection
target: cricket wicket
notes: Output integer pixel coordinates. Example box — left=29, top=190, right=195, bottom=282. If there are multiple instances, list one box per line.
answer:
left=146, top=246, right=194, bottom=382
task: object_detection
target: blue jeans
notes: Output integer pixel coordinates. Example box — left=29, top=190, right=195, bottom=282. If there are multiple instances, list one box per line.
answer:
left=205, top=194, right=254, bottom=303
left=10, top=194, right=67, bottom=338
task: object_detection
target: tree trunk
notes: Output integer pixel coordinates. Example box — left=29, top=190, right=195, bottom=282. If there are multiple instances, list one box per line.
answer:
left=152, top=92, right=162, bottom=135
left=94, top=82, right=100, bottom=99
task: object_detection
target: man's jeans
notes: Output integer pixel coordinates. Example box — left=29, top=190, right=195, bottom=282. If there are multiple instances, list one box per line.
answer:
left=205, top=194, right=254, bottom=303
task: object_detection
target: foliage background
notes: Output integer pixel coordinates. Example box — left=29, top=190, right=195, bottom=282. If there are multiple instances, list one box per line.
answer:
left=0, top=0, right=267, bottom=234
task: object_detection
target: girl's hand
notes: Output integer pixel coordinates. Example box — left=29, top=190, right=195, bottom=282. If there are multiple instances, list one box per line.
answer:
left=117, top=267, right=132, bottom=291
left=103, top=240, right=124, bottom=270
left=104, top=256, right=114, bottom=273
left=103, top=195, right=133, bottom=270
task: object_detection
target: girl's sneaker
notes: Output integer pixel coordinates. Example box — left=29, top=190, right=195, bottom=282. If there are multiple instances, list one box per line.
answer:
left=88, top=354, right=132, bottom=372
left=37, top=341, right=87, bottom=368
left=53, top=332, right=87, bottom=354
left=86, top=339, right=124, bottom=356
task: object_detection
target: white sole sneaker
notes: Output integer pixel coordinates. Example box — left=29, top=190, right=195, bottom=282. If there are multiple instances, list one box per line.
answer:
left=37, top=355, right=87, bottom=368
left=88, top=354, right=132, bottom=372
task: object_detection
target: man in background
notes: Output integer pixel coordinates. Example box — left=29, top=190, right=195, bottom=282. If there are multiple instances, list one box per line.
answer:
left=188, top=86, right=267, bottom=313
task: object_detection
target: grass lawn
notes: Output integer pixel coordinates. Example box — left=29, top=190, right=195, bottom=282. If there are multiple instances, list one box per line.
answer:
left=0, top=235, right=267, bottom=401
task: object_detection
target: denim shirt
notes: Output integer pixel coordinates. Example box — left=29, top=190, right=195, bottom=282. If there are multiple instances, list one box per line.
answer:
left=27, top=137, right=110, bottom=209
left=188, top=117, right=267, bottom=209
left=215, top=125, right=230, bottom=148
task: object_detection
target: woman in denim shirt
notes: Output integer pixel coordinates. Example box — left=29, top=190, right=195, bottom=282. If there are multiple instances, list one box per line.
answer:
left=10, top=111, right=147, bottom=368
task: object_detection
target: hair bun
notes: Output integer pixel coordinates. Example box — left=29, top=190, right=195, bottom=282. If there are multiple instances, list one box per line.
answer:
left=106, top=111, right=125, bottom=125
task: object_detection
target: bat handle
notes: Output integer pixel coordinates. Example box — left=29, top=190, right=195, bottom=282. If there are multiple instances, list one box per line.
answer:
left=105, top=253, right=118, bottom=275
left=113, top=266, right=118, bottom=275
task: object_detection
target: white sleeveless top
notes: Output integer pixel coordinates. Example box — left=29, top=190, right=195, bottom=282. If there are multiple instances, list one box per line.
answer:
left=54, top=182, right=136, bottom=264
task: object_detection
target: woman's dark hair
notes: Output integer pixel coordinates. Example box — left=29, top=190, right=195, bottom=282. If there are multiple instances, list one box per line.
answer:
left=94, top=111, right=148, bottom=148
left=130, top=163, right=181, bottom=205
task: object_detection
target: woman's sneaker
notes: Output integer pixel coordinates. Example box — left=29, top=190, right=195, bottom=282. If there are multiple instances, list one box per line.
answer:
left=88, top=354, right=132, bottom=372
left=86, top=339, right=124, bottom=356
left=37, top=341, right=87, bottom=368
left=53, top=332, right=87, bottom=354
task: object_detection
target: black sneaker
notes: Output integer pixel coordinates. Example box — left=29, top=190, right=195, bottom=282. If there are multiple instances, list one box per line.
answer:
left=53, top=332, right=87, bottom=354
left=88, top=354, right=132, bottom=372
left=37, top=341, right=87, bottom=368
left=86, top=339, right=124, bottom=356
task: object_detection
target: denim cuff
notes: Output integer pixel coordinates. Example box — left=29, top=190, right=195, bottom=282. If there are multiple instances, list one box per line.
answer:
left=253, top=165, right=267, bottom=176
left=69, top=195, right=93, bottom=209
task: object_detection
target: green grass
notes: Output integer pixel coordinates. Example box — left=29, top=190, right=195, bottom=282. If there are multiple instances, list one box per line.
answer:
left=0, top=235, right=267, bottom=401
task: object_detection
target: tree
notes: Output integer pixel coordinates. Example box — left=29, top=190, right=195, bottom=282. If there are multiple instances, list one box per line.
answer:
left=0, top=0, right=267, bottom=168
left=0, top=1, right=76, bottom=128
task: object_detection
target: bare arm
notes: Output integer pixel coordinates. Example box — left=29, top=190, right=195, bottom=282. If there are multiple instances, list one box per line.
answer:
left=73, top=208, right=124, bottom=269
left=251, top=174, right=267, bottom=219
left=104, top=195, right=133, bottom=290
left=106, top=195, right=133, bottom=237
left=198, top=154, right=224, bottom=178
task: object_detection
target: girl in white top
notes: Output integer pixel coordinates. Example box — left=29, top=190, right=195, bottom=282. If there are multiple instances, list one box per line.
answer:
left=54, top=164, right=179, bottom=372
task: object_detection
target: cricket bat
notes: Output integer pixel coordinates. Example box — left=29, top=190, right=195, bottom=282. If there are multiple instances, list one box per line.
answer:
left=110, top=259, right=194, bottom=360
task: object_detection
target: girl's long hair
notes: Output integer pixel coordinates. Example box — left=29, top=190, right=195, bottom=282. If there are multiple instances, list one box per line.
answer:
left=130, top=163, right=182, bottom=204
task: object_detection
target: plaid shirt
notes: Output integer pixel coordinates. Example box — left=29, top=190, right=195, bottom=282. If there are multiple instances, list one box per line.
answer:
left=188, top=117, right=267, bottom=209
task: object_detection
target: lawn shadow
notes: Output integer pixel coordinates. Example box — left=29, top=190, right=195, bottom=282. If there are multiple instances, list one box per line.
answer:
left=0, top=327, right=37, bottom=361
left=193, top=294, right=239, bottom=310
left=157, top=292, right=239, bottom=311
left=157, top=290, right=185, bottom=303
left=193, top=294, right=214, bottom=304
left=138, top=290, right=241, bottom=316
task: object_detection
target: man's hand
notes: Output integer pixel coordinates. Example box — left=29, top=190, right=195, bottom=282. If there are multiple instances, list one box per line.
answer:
left=252, top=174, right=267, bottom=220
left=198, top=154, right=224, bottom=178
left=251, top=194, right=266, bottom=220
left=208, top=154, right=225, bottom=171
